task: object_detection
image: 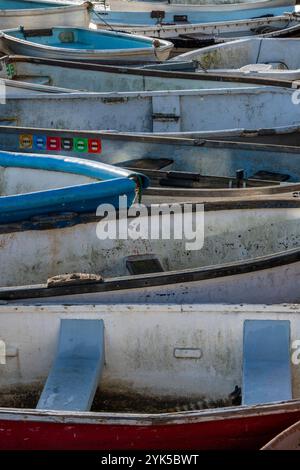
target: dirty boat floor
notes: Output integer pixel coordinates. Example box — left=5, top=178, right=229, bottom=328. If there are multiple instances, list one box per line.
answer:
left=0, top=385, right=231, bottom=413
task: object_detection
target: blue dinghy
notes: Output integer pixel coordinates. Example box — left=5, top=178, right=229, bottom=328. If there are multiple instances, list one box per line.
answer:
left=0, top=26, right=173, bottom=63
left=0, top=151, right=148, bottom=224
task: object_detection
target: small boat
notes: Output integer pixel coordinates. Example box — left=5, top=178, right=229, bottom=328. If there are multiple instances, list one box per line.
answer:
left=0, top=0, right=91, bottom=30
left=172, top=38, right=300, bottom=80
left=1, top=78, right=300, bottom=136
left=261, top=420, right=300, bottom=449
left=0, top=303, right=299, bottom=449
left=92, top=13, right=300, bottom=50
left=2, top=54, right=297, bottom=92
left=92, top=0, right=296, bottom=39
left=3, top=125, right=300, bottom=199
left=0, top=151, right=148, bottom=223
left=0, top=27, right=173, bottom=64
left=2, top=200, right=300, bottom=303
left=1, top=57, right=300, bottom=136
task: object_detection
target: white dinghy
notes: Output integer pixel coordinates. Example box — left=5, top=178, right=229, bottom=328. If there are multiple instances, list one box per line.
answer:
left=172, top=38, right=300, bottom=80
left=2, top=201, right=300, bottom=304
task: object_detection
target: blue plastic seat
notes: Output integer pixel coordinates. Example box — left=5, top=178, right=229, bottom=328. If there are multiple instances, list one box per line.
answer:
left=37, top=319, right=104, bottom=411
left=242, top=320, right=292, bottom=406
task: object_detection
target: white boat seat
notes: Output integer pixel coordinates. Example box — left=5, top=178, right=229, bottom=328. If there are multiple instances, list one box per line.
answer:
left=239, top=63, right=288, bottom=73
left=242, top=320, right=292, bottom=406
left=37, top=319, right=104, bottom=411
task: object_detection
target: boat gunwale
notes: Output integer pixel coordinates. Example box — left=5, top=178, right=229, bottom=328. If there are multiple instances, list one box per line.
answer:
left=0, top=397, right=299, bottom=426
left=1, top=84, right=294, bottom=100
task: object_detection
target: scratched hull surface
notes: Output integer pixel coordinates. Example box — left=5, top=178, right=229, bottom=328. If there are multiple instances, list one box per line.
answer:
left=174, top=38, right=300, bottom=80
left=0, top=1, right=91, bottom=30
left=1, top=84, right=299, bottom=136
left=0, top=56, right=266, bottom=92
left=93, top=0, right=295, bottom=30
left=93, top=11, right=299, bottom=40
left=2, top=204, right=300, bottom=303
left=0, top=303, right=300, bottom=450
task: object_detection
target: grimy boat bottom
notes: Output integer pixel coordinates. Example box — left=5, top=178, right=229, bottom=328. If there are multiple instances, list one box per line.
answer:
left=2, top=385, right=230, bottom=414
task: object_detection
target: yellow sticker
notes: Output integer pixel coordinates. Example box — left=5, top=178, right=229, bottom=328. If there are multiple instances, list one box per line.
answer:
left=19, top=134, right=33, bottom=149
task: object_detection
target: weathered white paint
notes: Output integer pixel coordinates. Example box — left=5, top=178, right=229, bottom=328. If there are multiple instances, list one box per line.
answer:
left=2, top=206, right=300, bottom=304
left=174, top=38, right=300, bottom=80
left=0, top=340, right=5, bottom=365
left=0, top=58, right=258, bottom=92
left=0, top=303, right=299, bottom=401
left=1, top=86, right=298, bottom=136
left=0, top=1, right=91, bottom=30
left=0, top=167, right=96, bottom=196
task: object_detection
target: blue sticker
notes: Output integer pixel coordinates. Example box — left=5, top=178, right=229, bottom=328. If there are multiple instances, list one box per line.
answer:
left=33, top=135, right=47, bottom=151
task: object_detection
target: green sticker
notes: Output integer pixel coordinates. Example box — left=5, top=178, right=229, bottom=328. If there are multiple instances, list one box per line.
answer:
left=74, top=138, right=88, bottom=152
left=6, top=63, right=15, bottom=79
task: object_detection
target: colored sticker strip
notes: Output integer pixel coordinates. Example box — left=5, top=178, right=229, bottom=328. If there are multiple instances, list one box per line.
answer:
left=47, top=136, right=61, bottom=151
left=19, top=134, right=102, bottom=154
left=61, top=138, right=73, bottom=151
left=33, top=135, right=47, bottom=151
left=88, top=138, right=102, bottom=154
left=19, top=134, right=33, bottom=150
left=74, top=138, right=88, bottom=153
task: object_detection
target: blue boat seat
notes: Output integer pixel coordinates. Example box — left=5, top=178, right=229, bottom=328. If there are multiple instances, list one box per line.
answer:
left=37, top=319, right=104, bottom=411
left=242, top=320, right=292, bottom=406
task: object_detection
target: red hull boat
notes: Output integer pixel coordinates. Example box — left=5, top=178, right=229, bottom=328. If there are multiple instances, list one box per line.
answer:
left=0, top=401, right=300, bottom=450
left=0, top=303, right=299, bottom=450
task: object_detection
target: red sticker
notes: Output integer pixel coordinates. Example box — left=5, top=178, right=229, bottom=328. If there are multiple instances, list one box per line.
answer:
left=88, top=139, right=102, bottom=154
left=47, top=136, right=61, bottom=151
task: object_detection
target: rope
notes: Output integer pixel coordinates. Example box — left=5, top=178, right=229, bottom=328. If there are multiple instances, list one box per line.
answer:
left=91, top=6, right=116, bottom=32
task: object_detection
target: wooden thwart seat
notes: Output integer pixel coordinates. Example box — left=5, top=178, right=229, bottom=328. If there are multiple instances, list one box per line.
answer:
left=242, top=320, right=292, bottom=406
left=37, top=319, right=104, bottom=411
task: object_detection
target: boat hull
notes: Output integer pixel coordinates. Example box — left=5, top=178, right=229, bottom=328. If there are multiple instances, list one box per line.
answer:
left=172, top=38, right=300, bottom=80
left=0, top=2, right=91, bottom=30
left=0, top=303, right=300, bottom=450
left=2, top=126, right=300, bottom=198
left=93, top=0, right=295, bottom=29
left=2, top=203, right=300, bottom=303
left=1, top=85, right=300, bottom=136
left=1, top=406, right=300, bottom=450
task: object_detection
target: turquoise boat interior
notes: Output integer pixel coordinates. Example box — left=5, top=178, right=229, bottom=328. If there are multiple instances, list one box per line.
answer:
left=8, top=27, right=154, bottom=50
